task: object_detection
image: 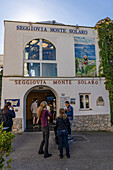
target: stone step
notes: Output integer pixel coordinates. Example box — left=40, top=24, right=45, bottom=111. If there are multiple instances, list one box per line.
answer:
left=25, top=123, right=56, bottom=132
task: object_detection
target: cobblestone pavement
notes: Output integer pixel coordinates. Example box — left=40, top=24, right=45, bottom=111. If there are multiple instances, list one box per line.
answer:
left=10, top=131, right=113, bottom=170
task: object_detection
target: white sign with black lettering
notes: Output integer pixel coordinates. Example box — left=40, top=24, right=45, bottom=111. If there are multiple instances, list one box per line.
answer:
left=60, top=96, right=70, bottom=109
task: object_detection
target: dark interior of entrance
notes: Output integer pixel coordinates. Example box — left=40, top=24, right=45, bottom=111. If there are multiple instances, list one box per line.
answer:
left=26, top=87, right=56, bottom=130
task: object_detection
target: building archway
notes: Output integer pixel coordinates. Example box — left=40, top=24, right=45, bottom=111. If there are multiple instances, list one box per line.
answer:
left=24, top=85, right=58, bottom=131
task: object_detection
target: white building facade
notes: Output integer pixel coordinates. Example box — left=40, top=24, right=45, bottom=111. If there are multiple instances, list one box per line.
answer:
left=1, top=20, right=111, bottom=132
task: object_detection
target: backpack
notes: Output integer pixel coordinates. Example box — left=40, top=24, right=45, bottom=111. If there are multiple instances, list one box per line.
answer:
left=0, top=113, right=7, bottom=127
left=61, top=118, right=71, bottom=135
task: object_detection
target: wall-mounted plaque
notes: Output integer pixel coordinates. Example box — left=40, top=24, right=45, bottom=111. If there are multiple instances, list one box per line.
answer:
left=5, top=99, right=20, bottom=107
left=96, top=96, right=104, bottom=106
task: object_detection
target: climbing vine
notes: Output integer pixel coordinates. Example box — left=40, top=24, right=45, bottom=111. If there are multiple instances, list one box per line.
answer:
left=95, top=17, right=113, bottom=123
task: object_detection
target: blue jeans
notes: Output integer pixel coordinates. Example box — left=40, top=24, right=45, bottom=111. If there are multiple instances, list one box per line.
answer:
left=68, top=119, right=73, bottom=139
left=57, top=129, right=70, bottom=156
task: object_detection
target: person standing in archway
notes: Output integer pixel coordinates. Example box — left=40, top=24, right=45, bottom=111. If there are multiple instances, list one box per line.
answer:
left=53, top=99, right=56, bottom=120
left=30, top=98, right=39, bottom=129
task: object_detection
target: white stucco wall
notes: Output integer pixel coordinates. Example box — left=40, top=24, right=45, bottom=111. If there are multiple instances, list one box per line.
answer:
left=3, top=21, right=98, bottom=77
left=1, top=77, right=110, bottom=131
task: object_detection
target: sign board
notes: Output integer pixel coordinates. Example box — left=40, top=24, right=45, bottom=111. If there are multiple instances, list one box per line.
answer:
left=16, top=25, right=88, bottom=35
left=96, top=101, right=104, bottom=106
left=5, top=99, right=20, bottom=107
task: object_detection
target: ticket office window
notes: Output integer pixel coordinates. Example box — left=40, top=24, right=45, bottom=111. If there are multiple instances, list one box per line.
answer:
left=79, top=94, right=91, bottom=110
left=24, top=39, right=57, bottom=77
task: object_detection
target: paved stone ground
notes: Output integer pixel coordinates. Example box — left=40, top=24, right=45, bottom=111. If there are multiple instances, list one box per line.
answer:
left=10, top=131, right=113, bottom=170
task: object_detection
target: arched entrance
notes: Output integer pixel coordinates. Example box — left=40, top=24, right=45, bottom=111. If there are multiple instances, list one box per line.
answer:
left=24, top=85, right=57, bottom=131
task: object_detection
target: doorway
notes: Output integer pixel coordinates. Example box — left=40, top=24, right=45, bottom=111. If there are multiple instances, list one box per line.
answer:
left=25, top=86, right=56, bottom=130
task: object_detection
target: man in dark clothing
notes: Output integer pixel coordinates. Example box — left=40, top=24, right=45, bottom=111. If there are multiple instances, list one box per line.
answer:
left=65, top=101, right=73, bottom=140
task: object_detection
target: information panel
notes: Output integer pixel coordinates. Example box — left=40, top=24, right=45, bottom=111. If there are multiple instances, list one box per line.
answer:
left=4, top=99, right=20, bottom=107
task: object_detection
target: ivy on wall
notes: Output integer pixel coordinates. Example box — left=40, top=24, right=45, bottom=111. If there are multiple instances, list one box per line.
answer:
left=95, top=17, right=113, bottom=123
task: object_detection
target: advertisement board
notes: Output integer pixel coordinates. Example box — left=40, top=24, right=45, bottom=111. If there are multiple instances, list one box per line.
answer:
left=75, top=37, right=96, bottom=76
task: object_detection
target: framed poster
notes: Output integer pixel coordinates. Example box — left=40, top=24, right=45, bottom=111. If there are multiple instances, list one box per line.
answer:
left=60, top=96, right=70, bottom=109
left=75, top=36, right=96, bottom=76
left=70, top=98, right=76, bottom=104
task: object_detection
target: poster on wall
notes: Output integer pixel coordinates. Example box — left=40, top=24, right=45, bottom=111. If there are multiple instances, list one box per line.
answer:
left=60, top=97, right=70, bottom=109
left=70, top=98, right=76, bottom=104
left=74, top=37, right=96, bottom=76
